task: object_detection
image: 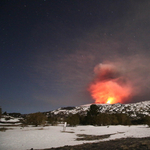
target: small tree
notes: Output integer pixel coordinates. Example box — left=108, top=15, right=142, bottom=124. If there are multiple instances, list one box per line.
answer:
left=111, top=114, right=119, bottom=125
left=3, top=111, right=7, bottom=116
left=96, top=113, right=111, bottom=126
left=88, top=104, right=99, bottom=116
left=0, top=107, right=2, bottom=121
left=145, top=116, right=150, bottom=127
left=116, top=113, right=131, bottom=125
left=47, top=115, right=58, bottom=126
left=66, top=114, right=80, bottom=126
left=26, top=112, right=46, bottom=127
left=86, top=104, right=99, bottom=125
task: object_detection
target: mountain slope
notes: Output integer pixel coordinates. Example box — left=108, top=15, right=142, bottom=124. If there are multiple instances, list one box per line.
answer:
left=50, top=100, right=150, bottom=118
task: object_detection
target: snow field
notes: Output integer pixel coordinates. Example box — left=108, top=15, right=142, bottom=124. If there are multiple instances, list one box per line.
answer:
left=0, top=125, right=150, bottom=150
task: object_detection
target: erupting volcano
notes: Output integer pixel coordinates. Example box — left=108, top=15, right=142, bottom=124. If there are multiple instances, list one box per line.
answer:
left=88, top=63, right=132, bottom=104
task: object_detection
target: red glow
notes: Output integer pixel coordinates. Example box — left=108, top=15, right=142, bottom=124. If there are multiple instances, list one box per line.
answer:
left=89, top=80, right=132, bottom=104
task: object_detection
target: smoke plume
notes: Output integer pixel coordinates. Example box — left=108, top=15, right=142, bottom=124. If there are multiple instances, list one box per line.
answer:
left=88, top=53, right=150, bottom=104
left=88, top=60, right=135, bottom=104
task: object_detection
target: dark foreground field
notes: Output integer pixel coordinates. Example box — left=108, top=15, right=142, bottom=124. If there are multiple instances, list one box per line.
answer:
left=45, top=137, right=150, bottom=150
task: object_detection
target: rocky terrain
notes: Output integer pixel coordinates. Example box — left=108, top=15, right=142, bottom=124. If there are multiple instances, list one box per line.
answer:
left=48, top=100, right=150, bottom=119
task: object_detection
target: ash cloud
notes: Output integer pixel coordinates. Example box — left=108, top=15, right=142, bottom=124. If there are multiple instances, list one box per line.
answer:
left=88, top=62, right=133, bottom=104
left=94, top=63, right=121, bottom=82
left=117, top=55, right=150, bottom=102
left=89, top=55, right=150, bottom=104
left=31, top=1, right=150, bottom=106
left=84, top=1, right=150, bottom=103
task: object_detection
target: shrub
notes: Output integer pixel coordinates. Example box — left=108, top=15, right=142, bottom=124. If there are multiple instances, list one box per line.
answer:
left=0, top=107, right=2, bottom=120
left=0, top=127, right=7, bottom=132
left=145, top=116, right=150, bottom=127
left=85, top=104, right=99, bottom=125
left=47, top=116, right=58, bottom=126
left=26, top=112, right=46, bottom=127
left=66, top=114, right=80, bottom=126
left=5, top=117, right=11, bottom=121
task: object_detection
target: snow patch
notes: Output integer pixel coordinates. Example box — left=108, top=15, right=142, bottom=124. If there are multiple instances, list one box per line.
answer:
left=0, top=125, right=150, bottom=150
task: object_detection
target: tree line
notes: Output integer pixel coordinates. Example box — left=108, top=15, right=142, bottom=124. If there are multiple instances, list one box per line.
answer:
left=1, top=105, right=150, bottom=127
left=66, top=104, right=150, bottom=127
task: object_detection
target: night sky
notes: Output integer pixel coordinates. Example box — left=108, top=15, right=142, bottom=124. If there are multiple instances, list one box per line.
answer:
left=1, top=0, right=150, bottom=114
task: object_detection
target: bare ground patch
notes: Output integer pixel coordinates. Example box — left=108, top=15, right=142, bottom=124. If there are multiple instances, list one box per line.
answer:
left=0, top=127, right=13, bottom=132
left=44, top=137, right=150, bottom=150
left=61, top=131, right=75, bottom=133
left=76, top=133, right=114, bottom=141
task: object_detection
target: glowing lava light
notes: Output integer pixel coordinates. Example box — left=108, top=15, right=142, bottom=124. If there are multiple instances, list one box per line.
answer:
left=106, top=97, right=114, bottom=104
left=88, top=63, right=133, bottom=104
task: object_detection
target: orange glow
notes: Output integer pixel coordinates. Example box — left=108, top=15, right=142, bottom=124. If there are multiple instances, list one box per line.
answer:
left=106, top=97, right=114, bottom=104
left=89, top=80, right=132, bottom=104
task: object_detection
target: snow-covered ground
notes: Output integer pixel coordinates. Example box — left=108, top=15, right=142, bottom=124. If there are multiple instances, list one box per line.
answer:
left=0, top=116, right=21, bottom=123
left=0, top=125, right=150, bottom=150
left=0, top=116, right=22, bottom=126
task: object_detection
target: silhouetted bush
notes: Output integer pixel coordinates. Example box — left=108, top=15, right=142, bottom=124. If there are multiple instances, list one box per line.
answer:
left=0, top=107, right=2, bottom=120
left=47, top=115, right=58, bottom=126
left=96, top=113, right=111, bottom=126
left=9, top=113, right=22, bottom=118
left=26, top=112, right=46, bottom=127
left=66, top=114, right=80, bottom=126
left=85, top=104, right=99, bottom=125
left=144, top=116, right=150, bottom=127
left=115, top=113, right=131, bottom=125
